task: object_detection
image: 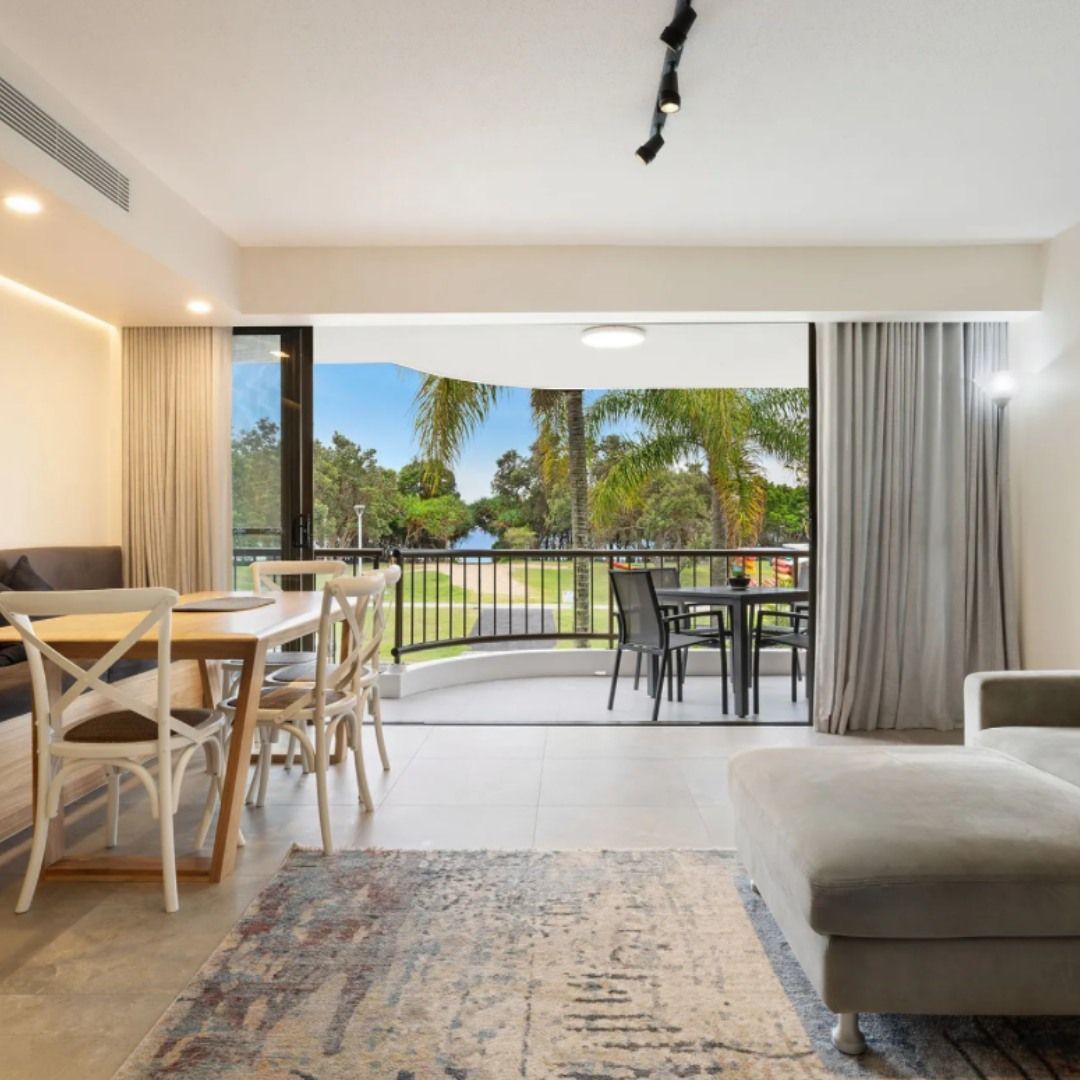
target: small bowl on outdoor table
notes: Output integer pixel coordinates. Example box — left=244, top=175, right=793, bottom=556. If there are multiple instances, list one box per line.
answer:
left=728, top=575, right=751, bottom=590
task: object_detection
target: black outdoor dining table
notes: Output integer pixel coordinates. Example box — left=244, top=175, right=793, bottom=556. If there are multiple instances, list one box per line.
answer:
left=654, top=586, right=809, bottom=719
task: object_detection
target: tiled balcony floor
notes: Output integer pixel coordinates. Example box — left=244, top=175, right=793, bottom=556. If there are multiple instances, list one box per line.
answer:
left=0, top=680, right=960, bottom=1079
left=384, top=673, right=811, bottom=724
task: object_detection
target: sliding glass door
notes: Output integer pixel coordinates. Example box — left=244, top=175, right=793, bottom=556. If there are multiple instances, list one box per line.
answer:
left=231, top=328, right=313, bottom=586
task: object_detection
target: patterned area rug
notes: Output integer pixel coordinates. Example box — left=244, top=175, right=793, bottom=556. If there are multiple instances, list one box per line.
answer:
left=120, top=849, right=1080, bottom=1078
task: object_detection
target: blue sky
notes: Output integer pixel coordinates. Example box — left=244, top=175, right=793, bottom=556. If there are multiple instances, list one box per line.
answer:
left=234, top=361, right=798, bottom=502
left=235, top=361, right=614, bottom=502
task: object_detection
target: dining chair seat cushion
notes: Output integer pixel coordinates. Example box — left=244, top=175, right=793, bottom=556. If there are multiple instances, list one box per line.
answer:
left=267, top=660, right=380, bottom=685
left=224, top=685, right=350, bottom=711
left=63, top=708, right=215, bottom=743
left=267, top=660, right=318, bottom=684
left=223, top=649, right=318, bottom=672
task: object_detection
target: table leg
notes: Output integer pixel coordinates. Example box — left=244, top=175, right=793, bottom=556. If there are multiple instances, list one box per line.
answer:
left=211, top=642, right=267, bottom=882
left=730, top=600, right=750, bottom=718
left=197, top=659, right=219, bottom=709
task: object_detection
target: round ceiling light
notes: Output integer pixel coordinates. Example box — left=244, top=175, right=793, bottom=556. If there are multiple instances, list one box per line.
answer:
left=581, top=325, right=646, bottom=349
left=4, top=193, right=43, bottom=215
left=186, top=299, right=213, bottom=315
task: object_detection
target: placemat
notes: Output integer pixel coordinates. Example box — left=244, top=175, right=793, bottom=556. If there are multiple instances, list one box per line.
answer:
left=174, top=595, right=276, bottom=613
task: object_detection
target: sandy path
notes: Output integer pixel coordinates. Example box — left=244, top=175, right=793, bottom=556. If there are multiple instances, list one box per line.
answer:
left=445, top=556, right=530, bottom=602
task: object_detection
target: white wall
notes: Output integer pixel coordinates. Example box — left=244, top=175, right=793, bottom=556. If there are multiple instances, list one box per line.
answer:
left=241, top=244, right=1043, bottom=321
left=1010, top=223, right=1080, bottom=666
left=0, top=278, right=120, bottom=548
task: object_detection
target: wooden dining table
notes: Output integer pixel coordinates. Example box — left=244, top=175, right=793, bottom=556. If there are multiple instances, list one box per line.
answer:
left=0, top=590, right=345, bottom=886
left=654, top=585, right=809, bottom=718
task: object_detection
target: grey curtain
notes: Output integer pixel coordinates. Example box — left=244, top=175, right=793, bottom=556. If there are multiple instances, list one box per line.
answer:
left=815, top=323, right=1018, bottom=733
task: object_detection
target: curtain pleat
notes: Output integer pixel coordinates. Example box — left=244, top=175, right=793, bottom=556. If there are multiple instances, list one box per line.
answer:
left=122, top=327, right=232, bottom=592
left=814, top=322, right=1017, bottom=733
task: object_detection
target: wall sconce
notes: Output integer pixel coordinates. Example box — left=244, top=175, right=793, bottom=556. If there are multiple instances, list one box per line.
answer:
left=974, top=369, right=1023, bottom=409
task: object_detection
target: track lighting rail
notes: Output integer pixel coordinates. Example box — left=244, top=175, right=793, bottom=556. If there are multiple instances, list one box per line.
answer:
left=637, top=0, right=697, bottom=164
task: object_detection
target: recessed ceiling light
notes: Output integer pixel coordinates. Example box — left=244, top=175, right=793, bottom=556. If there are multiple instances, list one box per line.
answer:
left=186, top=299, right=212, bottom=315
left=581, top=325, right=646, bottom=349
left=4, top=193, right=43, bottom=215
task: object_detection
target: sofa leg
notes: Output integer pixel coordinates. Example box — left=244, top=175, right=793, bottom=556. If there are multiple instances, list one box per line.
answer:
left=831, top=1012, right=866, bottom=1056
left=750, top=879, right=761, bottom=896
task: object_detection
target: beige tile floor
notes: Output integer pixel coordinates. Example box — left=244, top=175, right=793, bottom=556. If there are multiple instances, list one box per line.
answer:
left=0, top=677, right=960, bottom=1079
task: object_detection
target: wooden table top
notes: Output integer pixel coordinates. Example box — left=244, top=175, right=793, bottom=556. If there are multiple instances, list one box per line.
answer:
left=0, top=590, right=332, bottom=660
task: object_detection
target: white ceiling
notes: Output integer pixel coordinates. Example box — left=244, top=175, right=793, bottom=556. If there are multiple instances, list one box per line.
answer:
left=313, top=323, right=810, bottom=389
left=2, top=0, right=1079, bottom=247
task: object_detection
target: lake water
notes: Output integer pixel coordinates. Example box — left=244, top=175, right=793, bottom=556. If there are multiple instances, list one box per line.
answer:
left=454, top=526, right=497, bottom=550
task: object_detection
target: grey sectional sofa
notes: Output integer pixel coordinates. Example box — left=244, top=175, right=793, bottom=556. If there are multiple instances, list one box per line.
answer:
left=728, top=670, right=1080, bottom=1055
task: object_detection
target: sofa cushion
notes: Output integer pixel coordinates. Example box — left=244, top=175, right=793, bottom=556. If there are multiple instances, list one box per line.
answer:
left=975, top=726, right=1080, bottom=789
left=0, top=547, right=122, bottom=592
left=729, top=746, right=1080, bottom=939
left=2, top=555, right=54, bottom=593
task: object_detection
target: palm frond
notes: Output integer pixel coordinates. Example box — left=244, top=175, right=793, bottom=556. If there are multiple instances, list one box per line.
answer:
left=412, top=376, right=501, bottom=492
left=591, top=430, right=692, bottom=526
left=745, top=388, right=810, bottom=472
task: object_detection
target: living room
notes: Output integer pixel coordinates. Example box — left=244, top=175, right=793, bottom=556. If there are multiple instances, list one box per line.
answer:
left=0, top=2, right=1079, bottom=1077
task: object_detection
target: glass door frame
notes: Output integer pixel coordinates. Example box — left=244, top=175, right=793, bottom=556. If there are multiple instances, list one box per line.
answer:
left=232, top=326, right=314, bottom=564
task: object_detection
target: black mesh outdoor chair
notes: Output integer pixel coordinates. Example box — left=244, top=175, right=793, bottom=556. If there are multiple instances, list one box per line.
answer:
left=751, top=556, right=810, bottom=712
left=609, top=570, right=730, bottom=721
left=645, top=567, right=731, bottom=712
left=752, top=606, right=810, bottom=712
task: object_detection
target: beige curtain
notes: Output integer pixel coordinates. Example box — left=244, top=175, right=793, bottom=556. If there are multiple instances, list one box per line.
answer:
left=814, top=323, right=1018, bottom=733
left=123, top=327, right=232, bottom=592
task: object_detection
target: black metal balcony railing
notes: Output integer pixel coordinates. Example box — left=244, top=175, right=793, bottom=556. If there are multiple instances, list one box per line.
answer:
left=232, top=543, right=808, bottom=664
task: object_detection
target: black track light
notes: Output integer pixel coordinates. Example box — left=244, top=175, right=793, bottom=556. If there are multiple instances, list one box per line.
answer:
left=660, top=4, right=697, bottom=50
left=636, top=132, right=665, bottom=164
left=658, top=68, right=681, bottom=114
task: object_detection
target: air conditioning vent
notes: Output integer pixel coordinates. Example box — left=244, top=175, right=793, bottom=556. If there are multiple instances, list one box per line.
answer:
left=0, top=75, right=130, bottom=211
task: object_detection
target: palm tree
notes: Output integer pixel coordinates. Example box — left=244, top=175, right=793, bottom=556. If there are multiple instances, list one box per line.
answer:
left=413, top=377, right=593, bottom=642
left=588, top=388, right=808, bottom=549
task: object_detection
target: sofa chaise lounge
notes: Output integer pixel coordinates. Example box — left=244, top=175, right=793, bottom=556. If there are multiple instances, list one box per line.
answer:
left=729, top=670, right=1080, bottom=1054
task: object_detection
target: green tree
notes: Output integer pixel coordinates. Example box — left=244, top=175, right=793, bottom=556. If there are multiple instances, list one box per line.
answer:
left=761, top=482, right=810, bottom=544
left=398, top=458, right=457, bottom=497
left=589, top=388, right=808, bottom=548
left=232, top=417, right=281, bottom=543
left=312, top=432, right=402, bottom=548
left=399, top=492, right=473, bottom=548
left=637, top=467, right=712, bottom=548
left=414, top=378, right=592, bottom=641
left=590, top=434, right=645, bottom=546
left=470, top=448, right=550, bottom=544
left=500, top=526, right=538, bottom=549
left=491, top=449, right=533, bottom=501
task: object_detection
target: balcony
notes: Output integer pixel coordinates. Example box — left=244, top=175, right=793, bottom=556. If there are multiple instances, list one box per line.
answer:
left=233, top=544, right=811, bottom=724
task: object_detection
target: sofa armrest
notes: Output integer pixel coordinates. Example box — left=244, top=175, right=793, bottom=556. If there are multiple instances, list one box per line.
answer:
left=964, top=671, right=1080, bottom=745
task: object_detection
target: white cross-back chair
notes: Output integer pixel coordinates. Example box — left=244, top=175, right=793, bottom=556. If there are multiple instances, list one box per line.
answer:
left=0, top=588, right=226, bottom=914
left=222, top=571, right=388, bottom=852
left=222, top=559, right=348, bottom=801
left=267, top=563, right=400, bottom=774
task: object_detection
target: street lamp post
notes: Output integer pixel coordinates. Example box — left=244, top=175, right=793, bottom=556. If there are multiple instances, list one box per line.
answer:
left=354, top=504, right=366, bottom=570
